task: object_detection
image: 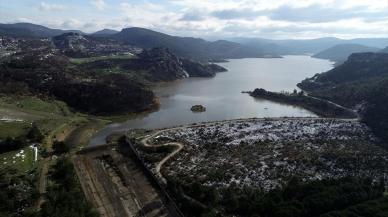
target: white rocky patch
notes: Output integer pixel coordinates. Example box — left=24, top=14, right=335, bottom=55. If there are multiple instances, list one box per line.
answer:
left=144, top=118, right=388, bottom=192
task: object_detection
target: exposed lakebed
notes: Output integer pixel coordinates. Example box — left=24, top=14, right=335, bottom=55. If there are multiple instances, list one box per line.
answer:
left=90, top=56, right=333, bottom=146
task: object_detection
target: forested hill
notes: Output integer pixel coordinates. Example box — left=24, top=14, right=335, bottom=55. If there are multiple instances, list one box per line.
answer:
left=112, top=27, right=276, bottom=61
left=312, top=44, right=379, bottom=63
left=301, top=53, right=388, bottom=89
left=0, top=36, right=227, bottom=115
left=0, top=23, right=83, bottom=38
left=298, top=52, right=388, bottom=143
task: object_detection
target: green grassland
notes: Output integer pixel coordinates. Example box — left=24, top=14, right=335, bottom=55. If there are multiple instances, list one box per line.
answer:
left=0, top=121, right=31, bottom=139
left=0, top=94, right=113, bottom=149
left=0, top=95, right=72, bottom=117
left=0, top=146, right=37, bottom=172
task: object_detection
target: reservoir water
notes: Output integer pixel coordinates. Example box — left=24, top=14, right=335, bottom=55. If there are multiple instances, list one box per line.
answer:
left=90, top=56, right=333, bottom=146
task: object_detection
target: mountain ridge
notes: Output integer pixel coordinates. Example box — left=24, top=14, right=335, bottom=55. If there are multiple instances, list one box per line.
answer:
left=112, top=27, right=275, bottom=61
left=312, top=43, right=379, bottom=63
left=0, top=22, right=84, bottom=38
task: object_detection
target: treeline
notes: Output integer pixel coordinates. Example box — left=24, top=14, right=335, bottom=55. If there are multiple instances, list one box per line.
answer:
left=322, top=197, right=388, bottom=217
left=36, top=157, right=98, bottom=217
left=0, top=169, right=39, bottom=217
left=0, top=124, right=43, bottom=154
left=249, top=88, right=357, bottom=119
left=362, top=79, right=388, bottom=143
left=167, top=177, right=386, bottom=217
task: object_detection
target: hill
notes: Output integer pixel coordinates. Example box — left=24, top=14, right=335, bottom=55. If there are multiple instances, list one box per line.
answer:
left=313, top=44, right=379, bottom=63
left=298, top=52, right=388, bottom=142
left=381, top=47, right=388, bottom=53
left=0, top=37, right=227, bottom=114
left=52, top=32, right=135, bottom=58
left=0, top=48, right=157, bottom=114
left=230, top=37, right=388, bottom=55
left=91, top=29, right=119, bottom=37
left=112, top=27, right=276, bottom=61
left=0, top=23, right=83, bottom=38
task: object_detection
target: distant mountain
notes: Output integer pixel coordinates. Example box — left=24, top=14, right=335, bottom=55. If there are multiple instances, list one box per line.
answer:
left=313, top=44, right=379, bottom=63
left=0, top=23, right=83, bottom=38
left=348, top=38, right=388, bottom=49
left=230, top=37, right=344, bottom=55
left=230, top=37, right=388, bottom=55
left=91, top=29, right=119, bottom=37
left=112, top=27, right=276, bottom=61
left=228, top=38, right=293, bottom=55
left=381, top=47, right=388, bottom=53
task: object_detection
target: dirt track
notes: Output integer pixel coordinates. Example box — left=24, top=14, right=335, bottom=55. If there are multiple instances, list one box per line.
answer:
left=74, top=146, right=170, bottom=217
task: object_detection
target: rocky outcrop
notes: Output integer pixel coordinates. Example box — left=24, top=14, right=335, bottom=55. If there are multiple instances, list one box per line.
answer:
left=181, top=58, right=227, bottom=77
left=191, top=105, right=206, bottom=113
left=52, top=32, right=136, bottom=58
left=123, top=47, right=188, bottom=81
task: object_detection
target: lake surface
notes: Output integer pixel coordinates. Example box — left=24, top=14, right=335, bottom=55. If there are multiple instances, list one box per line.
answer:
left=90, top=56, right=333, bottom=146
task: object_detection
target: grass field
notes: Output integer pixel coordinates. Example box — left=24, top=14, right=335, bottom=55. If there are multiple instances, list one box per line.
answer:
left=0, top=146, right=37, bottom=172
left=0, top=95, right=71, bottom=115
left=70, top=53, right=134, bottom=64
left=0, top=121, right=31, bottom=139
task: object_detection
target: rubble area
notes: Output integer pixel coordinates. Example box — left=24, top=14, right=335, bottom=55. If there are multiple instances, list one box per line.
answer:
left=142, top=118, right=388, bottom=192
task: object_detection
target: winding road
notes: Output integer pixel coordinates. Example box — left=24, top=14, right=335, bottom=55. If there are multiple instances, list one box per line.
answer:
left=140, top=128, right=184, bottom=184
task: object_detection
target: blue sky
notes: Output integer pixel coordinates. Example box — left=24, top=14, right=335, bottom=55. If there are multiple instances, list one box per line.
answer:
left=0, top=0, right=388, bottom=39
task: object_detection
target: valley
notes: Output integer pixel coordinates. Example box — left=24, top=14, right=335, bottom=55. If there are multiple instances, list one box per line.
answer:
left=0, top=19, right=388, bottom=217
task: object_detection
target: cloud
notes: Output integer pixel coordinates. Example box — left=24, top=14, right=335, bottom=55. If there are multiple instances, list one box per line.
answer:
left=39, top=2, right=66, bottom=11
left=268, top=5, right=388, bottom=23
left=2, top=0, right=388, bottom=39
left=119, top=2, right=180, bottom=28
left=59, top=19, right=83, bottom=30
left=179, top=11, right=206, bottom=21
left=15, top=17, right=34, bottom=23
left=211, top=9, right=262, bottom=20
left=209, top=4, right=388, bottom=23
left=91, top=0, right=106, bottom=11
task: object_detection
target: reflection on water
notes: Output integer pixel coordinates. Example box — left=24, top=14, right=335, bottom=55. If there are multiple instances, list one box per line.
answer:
left=90, top=56, right=333, bottom=146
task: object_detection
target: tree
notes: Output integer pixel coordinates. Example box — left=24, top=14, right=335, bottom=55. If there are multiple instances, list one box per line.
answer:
left=52, top=141, right=69, bottom=155
left=26, top=124, right=44, bottom=143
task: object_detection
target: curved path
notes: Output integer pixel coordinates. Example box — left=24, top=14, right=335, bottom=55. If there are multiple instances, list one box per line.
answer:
left=304, top=93, right=360, bottom=119
left=140, top=129, right=183, bottom=184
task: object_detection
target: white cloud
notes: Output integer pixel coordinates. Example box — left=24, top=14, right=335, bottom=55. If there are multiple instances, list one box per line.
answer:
left=39, top=2, right=66, bottom=11
left=4, top=0, right=388, bottom=38
left=59, top=19, right=83, bottom=29
left=119, top=2, right=180, bottom=28
left=91, top=0, right=106, bottom=11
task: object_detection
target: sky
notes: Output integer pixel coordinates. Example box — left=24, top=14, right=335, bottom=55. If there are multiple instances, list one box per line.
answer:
left=0, top=0, right=388, bottom=39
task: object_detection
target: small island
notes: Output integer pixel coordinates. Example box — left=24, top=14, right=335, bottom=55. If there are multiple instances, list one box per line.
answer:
left=190, top=105, right=206, bottom=113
